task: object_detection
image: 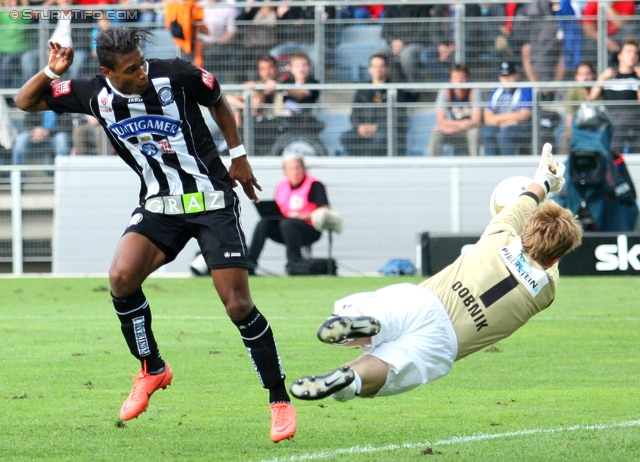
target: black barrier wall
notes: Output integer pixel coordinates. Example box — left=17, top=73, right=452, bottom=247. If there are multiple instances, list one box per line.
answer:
left=421, top=232, right=640, bottom=276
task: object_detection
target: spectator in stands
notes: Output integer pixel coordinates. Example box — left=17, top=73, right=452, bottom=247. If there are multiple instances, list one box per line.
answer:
left=588, top=37, right=640, bottom=153
left=582, top=1, right=636, bottom=67
left=375, top=3, right=431, bottom=82
left=340, top=54, right=390, bottom=156
left=247, top=152, right=329, bottom=275
left=72, top=115, right=106, bottom=156
left=491, top=2, right=528, bottom=60
left=557, top=0, right=583, bottom=71
left=236, top=0, right=277, bottom=80
left=199, top=0, right=239, bottom=82
left=336, top=5, right=385, bottom=21
left=419, top=4, right=455, bottom=82
left=481, top=61, right=533, bottom=156
left=22, top=0, right=94, bottom=81
left=276, top=0, right=334, bottom=45
left=12, top=110, right=72, bottom=165
left=562, top=61, right=600, bottom=153
left=521, top=0, right=565, bottom=93
left=429, top=64, right=482, bottom=156
left=0, top=0, right=34, bottom=92
left=226, top=54, right=287, bottom=155
left=280, top=53, right=319, bottom=113
left=225, top=54, right=282, bottom=127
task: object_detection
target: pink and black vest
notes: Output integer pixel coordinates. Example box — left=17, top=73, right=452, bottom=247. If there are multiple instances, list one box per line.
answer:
left=275, top=174, right=320, bottom=225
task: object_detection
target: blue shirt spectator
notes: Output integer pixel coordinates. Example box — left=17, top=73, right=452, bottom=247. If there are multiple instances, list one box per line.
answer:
left=481, top=61, right=533, bottom=156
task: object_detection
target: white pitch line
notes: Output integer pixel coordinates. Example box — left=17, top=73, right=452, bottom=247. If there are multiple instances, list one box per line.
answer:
left=260, top=419, right=640, bottom=462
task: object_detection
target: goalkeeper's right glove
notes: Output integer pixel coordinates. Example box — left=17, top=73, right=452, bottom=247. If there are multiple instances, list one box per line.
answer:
left=533, top=143, right=565, bottom=195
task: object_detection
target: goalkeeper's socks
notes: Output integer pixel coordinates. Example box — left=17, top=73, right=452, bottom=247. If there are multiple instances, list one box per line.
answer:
left=331, top=370, right=362, bottom=402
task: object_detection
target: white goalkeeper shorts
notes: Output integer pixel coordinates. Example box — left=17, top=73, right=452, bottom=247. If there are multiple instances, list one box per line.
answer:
left=334, top=283, right=458, bottom=397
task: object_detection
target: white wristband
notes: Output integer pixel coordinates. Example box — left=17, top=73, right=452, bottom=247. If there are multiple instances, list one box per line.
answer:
left=43, top=66, right=60, bottom=80
left=229, top=144, right=246, bottom=159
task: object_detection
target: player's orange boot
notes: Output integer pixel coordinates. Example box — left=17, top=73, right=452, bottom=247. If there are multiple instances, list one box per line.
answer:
left=119, top=361, right=173, bottom=421
left=270, top=402, right=297, bottom=442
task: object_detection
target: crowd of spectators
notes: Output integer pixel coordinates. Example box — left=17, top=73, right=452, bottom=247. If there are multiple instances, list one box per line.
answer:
left=3, top=1, right=640, bottom=162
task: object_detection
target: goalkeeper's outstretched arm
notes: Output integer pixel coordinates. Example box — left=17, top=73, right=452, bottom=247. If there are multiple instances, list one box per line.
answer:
left=524, top=143, right=565, bottom=203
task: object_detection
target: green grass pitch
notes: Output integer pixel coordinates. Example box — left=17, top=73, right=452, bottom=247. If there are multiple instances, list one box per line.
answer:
left=1, top=275, right=639, bottom=461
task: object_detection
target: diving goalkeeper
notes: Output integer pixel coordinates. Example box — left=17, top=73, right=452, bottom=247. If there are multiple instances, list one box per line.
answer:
left=291, top=144, right=583, bottom=402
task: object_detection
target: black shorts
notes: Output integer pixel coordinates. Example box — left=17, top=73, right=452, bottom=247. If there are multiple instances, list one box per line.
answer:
left=123, top=191, right=251, bottom=270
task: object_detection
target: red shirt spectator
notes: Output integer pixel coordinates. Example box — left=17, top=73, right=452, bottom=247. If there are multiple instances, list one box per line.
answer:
left=583, top=1, right=636, bottom=36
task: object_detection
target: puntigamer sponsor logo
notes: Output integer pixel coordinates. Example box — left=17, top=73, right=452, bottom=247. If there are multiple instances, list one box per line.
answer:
left=108, top=115, right=180, bottom=139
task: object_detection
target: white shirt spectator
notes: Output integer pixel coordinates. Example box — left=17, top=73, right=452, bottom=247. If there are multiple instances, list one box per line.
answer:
left=200, top=2, right=238, bottom=45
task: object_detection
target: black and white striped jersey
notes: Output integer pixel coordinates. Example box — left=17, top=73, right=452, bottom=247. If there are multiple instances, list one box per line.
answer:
left=43, top=58, right=232, bottom=204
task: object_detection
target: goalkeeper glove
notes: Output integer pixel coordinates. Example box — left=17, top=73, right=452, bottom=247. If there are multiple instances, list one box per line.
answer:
left=533, top=143, right=565, bottom=195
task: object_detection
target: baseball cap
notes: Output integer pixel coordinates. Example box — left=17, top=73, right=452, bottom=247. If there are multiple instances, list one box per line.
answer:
left=499, top=61, right=517, bottom=76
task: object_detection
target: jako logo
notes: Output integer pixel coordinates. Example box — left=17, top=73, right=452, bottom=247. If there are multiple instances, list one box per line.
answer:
left=595, top=235, right=640, bottom=271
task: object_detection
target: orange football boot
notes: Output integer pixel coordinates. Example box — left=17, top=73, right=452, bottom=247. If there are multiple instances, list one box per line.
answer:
left=120, top=361, right=173, bottom=421
left=270, top=402, right=297, bottom=442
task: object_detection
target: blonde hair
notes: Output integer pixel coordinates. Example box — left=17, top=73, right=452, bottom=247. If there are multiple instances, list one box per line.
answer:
left=521, top=201, right=583, bottom=268
left=282, top=152, right=306, bottom=168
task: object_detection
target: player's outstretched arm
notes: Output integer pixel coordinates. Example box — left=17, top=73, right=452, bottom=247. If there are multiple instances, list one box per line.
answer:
left=15, top=41, right=74, bottom=112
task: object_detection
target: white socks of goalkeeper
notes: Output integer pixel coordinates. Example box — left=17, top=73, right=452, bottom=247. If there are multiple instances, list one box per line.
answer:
left=331, top=370, right=362, bottom=402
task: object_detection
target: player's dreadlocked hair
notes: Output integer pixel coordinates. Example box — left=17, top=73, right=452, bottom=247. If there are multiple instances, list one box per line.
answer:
left=96, top=27, right=153, bottom=70
left=521, top=201, right=582, bottom=268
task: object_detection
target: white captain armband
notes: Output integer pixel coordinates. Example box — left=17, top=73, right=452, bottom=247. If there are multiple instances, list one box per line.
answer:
left=229, top=144, right=247, bottom=159
left=43, top=66, right=61, bottom=80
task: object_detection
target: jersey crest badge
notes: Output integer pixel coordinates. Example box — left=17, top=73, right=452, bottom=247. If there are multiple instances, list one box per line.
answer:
left=158, top=87, right=174, bottom=106
left=200, top=70, right=215, bottom=89
left=52, top=80, right=72, bottom=97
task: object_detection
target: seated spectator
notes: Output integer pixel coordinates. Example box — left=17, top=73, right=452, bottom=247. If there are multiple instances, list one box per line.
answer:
left=199, top=0, right=239, bottom=82
left=588, top=37, right=640, bottom=153
left=279, top=52, right=323, bottom=133
left=340, top=54, right=390, bottom=156
left=238, top=53, right=324, bottom=156
left=562, top=61, right=599, bottom=153
left=481, top=61, right=533, bottom=156
left=225, top=54, right=282, bottom=129
left=429, top=63, right=482, bottom=156
left=72, top=115, right=106, bottom=156
left=12, top=110, right=72, bottom=165
left=0, top=0, right=34, bottom=91
left=247, top=153, right=330, bottom=274
left=375, top=3, right=431, bottom=82
left=582, top=1, right=636, bottom=67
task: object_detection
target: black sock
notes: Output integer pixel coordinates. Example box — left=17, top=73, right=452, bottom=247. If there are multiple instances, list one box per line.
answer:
left=233, top=307, right=290, bottom=403
left=112, top=288, right=164, bottom=373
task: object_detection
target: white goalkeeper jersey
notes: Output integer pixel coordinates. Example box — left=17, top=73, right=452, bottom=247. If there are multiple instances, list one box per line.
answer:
left=421, top=194, right=559, bottom=360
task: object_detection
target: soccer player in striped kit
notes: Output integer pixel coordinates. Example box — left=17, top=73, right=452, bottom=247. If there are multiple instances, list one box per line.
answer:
left=15, top=27, right=296, bottom=442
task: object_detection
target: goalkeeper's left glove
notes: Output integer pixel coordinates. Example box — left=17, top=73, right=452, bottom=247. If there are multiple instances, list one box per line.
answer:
left=533, top=143, right=565, bottom=195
